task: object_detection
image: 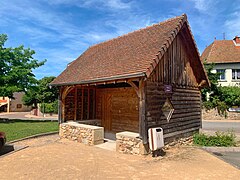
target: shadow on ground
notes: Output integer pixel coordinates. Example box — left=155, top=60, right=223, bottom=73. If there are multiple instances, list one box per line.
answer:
left=0, top=144, right=27, bottom=157
left=0, top=144, right=14, bottom=156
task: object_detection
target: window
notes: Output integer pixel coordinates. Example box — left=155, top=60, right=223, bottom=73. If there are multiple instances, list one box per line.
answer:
left=16, top=104, right=22, bottom=108
left=161, top=98, right=174, bottom=122
left=232, top=69, right=240, bottom=80
left=216, top=69, right=226, bottom=80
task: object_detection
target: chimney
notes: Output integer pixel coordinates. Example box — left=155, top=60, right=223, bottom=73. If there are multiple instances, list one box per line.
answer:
left=233, top=36, right=240, bottom=45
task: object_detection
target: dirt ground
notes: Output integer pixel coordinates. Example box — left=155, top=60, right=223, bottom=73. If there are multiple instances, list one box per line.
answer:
left=0, top=135, right=239, bottom=180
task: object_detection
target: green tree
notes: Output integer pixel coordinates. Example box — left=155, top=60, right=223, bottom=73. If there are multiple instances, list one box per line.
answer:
left=37, top=76, right=58, bottom=103
left=201, top=61, right=221, bottom=101
left=219, top=86, right=240, bottom=107
left=22, top=86, right=39, bottom=108
left=22, top=76, right=58, bottom=111
left=0, top=34, right=46, bottom=98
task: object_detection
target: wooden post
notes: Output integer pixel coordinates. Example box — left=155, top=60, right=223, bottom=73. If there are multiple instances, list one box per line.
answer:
left=74, top=87, right=77, bottom=121
left=61, top=86, right=74, bottom=122
left=93, top=89, right=96, bottom=119
left=87, top=88, right=90, bottom=119
left=81, top=87, right=84, bottom=120
left=139, top=79, right=147, bottom=144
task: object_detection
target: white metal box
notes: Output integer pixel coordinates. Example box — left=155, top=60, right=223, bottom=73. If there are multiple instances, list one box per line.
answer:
left=148, top=127, right=164, bottom=151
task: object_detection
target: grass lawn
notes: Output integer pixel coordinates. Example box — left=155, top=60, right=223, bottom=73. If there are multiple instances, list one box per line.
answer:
left=0, top=121, right=59, bottom=142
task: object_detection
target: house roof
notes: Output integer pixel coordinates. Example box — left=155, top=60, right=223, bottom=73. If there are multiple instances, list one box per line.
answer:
left=201, top=40, right=240, bottom=63
left=51, top=14, right=208, bottom=87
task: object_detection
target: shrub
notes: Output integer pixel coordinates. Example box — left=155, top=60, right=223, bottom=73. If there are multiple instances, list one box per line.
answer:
left=203, top=101, right=214, bottom=111
left=40, top=100, right=58, bottom=114
left=219, top=86, right=240, bottom=107
left=193, top=131, right=236, bottom=147
left=216, top=101, right=228, bottom=118
left=203, top=97, right=228, bottom=117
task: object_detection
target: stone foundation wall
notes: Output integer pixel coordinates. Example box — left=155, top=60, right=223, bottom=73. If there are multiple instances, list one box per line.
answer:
left=116, top=131, right=149, bottom=155
left=59, top=122, right=104, bottom=145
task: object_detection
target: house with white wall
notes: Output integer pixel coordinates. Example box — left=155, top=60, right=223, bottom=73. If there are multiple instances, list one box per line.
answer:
left=201, top=36, right=240, bottom=87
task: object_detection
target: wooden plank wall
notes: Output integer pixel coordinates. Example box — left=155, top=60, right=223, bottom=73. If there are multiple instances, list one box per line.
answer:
left=149, top=34, right=198, bottom=87
left=64, top=87, right=95, bottom=121
left=96, top=87, right=139, bottom=133
left=146, top=82, right=201, bottom=135
left=64, top=88, right=75, bottom=120
left=146, top=32, right=201, bottom=139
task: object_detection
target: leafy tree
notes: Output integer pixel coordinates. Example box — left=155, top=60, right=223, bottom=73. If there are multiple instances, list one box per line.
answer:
left=22, top=76, right=58, bottom=109
left=40, top=100, right=58, bottom=114
left=219, top=86, right=240, bottom=107
left=0, top=34, right=46, bottom=98
left=37, top=76, right=58, bottom=103
left=22, top=86, right=39, bottom=108
left=201, top=61, right=221, bottom=101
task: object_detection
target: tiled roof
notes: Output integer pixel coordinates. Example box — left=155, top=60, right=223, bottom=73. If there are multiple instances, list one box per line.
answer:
left=51, top=14, right=206, bottom=86
left=201, top=40, right=240, bottom=63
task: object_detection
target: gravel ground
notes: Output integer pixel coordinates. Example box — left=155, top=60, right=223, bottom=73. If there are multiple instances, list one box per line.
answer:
left=0, top=134, right=239, bottom=179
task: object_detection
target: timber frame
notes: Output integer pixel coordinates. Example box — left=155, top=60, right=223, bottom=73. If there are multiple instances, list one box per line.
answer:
left=58, top=77, right=149, bottom=143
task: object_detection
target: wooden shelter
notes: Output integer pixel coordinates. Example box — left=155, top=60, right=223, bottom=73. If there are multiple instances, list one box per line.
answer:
left=51, top=14, right=209, bottom=144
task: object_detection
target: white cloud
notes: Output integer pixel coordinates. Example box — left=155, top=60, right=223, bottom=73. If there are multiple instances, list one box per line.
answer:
left=190, top=0, right=216, bottom=14
left=224, top=11, right=240, bottom=38
left=102, top=0, right=132, bottom=9
left=46, top=0, right=133, bottom=10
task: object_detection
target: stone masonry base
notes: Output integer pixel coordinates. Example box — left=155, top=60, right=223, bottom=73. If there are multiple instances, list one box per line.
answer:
left=59, top=122, right=104, bottom=145
left=116, top=131, right=150, bottom=155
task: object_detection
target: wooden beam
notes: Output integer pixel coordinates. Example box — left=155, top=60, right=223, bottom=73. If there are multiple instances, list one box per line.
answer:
left=62, top=86, right=74, bottom=100
left=127, top=80, right=140, bottom=98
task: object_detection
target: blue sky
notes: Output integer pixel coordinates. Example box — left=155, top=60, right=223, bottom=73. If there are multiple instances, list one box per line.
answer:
left=0, top=0, right=240, bottom=79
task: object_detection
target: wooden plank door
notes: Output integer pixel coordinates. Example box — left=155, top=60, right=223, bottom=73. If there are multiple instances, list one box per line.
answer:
left=102, top=93, right=112, bottom=132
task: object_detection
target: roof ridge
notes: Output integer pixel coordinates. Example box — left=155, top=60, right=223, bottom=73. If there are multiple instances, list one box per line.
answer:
left=89, top=14, right=186, bottom=49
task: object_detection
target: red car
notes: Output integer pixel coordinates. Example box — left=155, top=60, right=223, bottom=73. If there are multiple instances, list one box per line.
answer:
left=0, top=132, right=6, bottom=150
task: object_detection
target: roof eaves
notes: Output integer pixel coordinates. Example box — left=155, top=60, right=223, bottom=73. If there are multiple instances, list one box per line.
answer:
left=50, top=72, right=146, bottom=86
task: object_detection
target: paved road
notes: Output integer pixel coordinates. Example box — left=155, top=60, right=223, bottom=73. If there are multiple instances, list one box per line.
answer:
left=213, top=152, right=240, bottom=169
left=0, top=112, right=58, bottom=120
left=202, top=121, right=240, bottom=133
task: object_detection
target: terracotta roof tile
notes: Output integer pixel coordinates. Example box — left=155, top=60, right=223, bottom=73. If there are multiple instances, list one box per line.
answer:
left=201, top=40, right=240, bottom=63
left=51, top=14, right=199, bottom=85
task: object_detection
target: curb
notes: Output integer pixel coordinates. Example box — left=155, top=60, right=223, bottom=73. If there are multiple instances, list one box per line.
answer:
left=203, top=119, right=240, bottom=123
left=0, top=118, right=58, bottom=122
left=202, top=146, right=240, bottom=152
left=8, top=131, right=59, bottom=144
